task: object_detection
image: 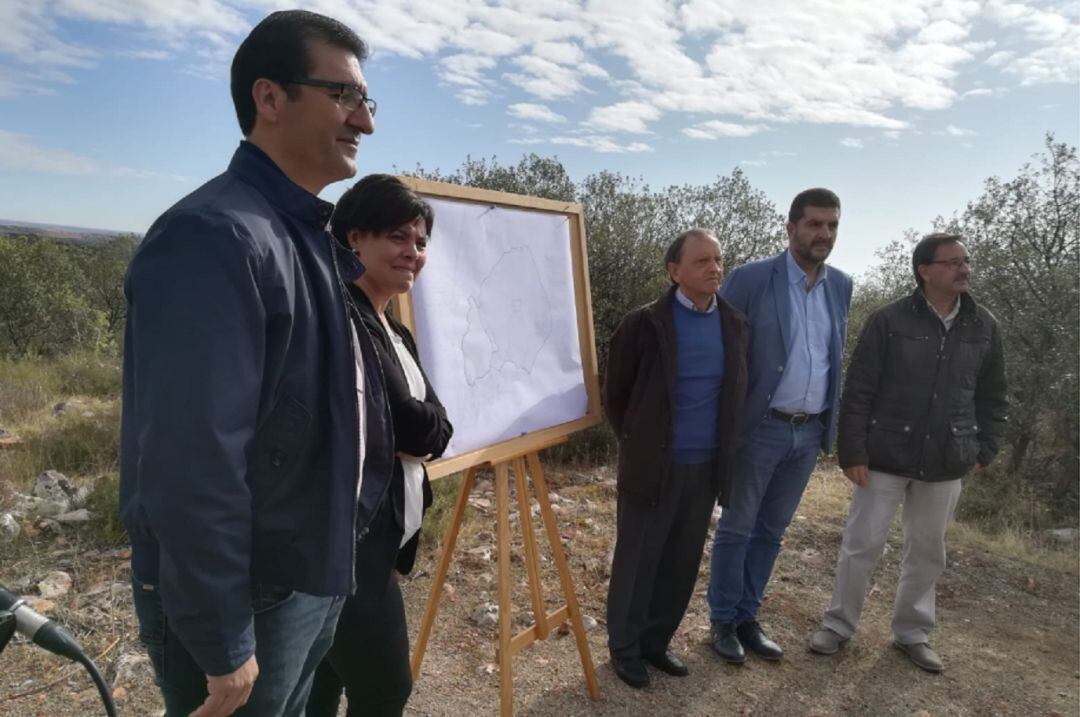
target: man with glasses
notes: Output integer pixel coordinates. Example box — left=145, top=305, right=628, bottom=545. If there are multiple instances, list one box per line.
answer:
left=808, top=233, right=1007, bottom=672
left=121, top=10, right=392, bottom=717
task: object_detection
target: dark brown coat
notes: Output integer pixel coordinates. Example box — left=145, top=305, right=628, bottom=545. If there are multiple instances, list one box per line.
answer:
left=604, top=286, right=749, bottom=508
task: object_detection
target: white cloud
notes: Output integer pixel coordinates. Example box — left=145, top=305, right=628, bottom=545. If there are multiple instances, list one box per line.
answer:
left=960, top=87, right=995, bottom=99
left=840, top=137, right=864, bottom=149
left=683, top=121, right=766, bottom=140
left=945, top=124, right=977, bottom=136
left=0, top=128, right=190, bottom=180
left=507, top=103, right=566, bottom=123
left=439, top=54, right=497, bottom=88
left=457, top=88, right=492, bottom=106
left=740, top=159, right=767, bottom=166
left=119, top=49, right=172, bottom=60
left=586, top=102, right=661, bottom=134
left=984, top=1, right=1080, bottom=85
left=510, top=133, right=653, bottom=154
left=505, top=55, right=588, bottom=100
left=2, top=0, right=1076, bottom=136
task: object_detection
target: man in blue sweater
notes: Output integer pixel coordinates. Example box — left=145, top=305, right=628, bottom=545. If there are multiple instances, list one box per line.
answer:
left=604, top=229, right=748, bottom=688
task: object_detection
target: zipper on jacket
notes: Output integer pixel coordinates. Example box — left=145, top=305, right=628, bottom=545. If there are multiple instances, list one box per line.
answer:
left=918, top=325, right=949, bottom=478
left=328, top=234, right=362, bottom=590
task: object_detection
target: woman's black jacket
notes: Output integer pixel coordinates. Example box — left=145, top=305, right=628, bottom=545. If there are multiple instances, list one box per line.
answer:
left=348, top=285, right=453, bottom=586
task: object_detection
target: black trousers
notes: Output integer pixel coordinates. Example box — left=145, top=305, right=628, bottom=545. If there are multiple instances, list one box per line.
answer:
left=307, top=500, right=412, bottom=717
left=305, top=572, right=412, bottom=717
left=606, top=460, right=717, bottom=659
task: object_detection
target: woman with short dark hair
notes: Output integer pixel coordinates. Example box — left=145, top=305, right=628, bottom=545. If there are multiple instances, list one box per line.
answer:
left=307, top=174, right=452, bottom=717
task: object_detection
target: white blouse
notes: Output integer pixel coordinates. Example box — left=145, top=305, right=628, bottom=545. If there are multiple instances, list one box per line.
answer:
left=388, top=329, right=426, bottom=547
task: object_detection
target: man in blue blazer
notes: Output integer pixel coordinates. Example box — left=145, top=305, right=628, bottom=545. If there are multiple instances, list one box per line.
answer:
left=706, top=188, right=853, bottom=664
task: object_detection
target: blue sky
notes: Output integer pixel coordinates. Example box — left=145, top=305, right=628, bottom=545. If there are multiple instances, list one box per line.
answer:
left=0, top=1, right=1076, bottom=273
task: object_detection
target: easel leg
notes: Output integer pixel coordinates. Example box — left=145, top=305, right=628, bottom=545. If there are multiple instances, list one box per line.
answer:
left=528, top=452, right=601, bottom=699
left=494, top=461, right=514, bottom=717
left=411, top=466, right=479, bottom=680
left=513, top=457, right=550, bottom=640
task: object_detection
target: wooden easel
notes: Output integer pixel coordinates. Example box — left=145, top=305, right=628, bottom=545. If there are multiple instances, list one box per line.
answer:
left=410, top=437, right=601, bottom=716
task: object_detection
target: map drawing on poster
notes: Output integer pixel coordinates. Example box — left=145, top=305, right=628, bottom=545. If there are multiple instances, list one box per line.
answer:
left=408, top=196, right=589, bottom=462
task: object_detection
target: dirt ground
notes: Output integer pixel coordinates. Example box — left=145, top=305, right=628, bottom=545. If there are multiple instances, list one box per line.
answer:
left=1, top=463, right=1077, bottom=717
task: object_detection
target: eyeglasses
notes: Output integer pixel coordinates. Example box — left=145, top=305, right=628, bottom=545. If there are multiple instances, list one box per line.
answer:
left=286, top=78, right=377, bottom=116
left=929, top=257, right=972, bottom=269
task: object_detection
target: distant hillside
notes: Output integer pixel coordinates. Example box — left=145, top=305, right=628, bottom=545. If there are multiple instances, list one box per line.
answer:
left=0, top=219, right=139, bottom=245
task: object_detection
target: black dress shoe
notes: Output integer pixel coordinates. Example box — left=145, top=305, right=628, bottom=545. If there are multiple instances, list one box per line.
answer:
left=643, top=651, right=689, bottom=677
left=610, top=655, right=650, bottom=688
left=736, top=620, right=784, bottom=661
left=710, top=620, right=746, bottom=664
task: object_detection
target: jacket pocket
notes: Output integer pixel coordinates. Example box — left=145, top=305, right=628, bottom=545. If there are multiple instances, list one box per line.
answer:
left=866, top=415, right=917, bottom=473
left=944, top=421, right=979, bottom=473
left=248, top=394, right=311, bottom=486
left=251, top=583, right=296, bottom=615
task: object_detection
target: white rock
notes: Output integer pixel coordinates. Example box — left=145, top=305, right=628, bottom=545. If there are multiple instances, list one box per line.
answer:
left=33, top=470, right=76, bottom=503
left=55, top=509, right=93, bottom=523
left=582, top=614, right=599, bottom=631
left=112, top=653, right=155, bottom=687
left=0, top=513, right=20, bottom=542
left=470, top=602, right=499, bottom=629
left=1045, top=528, right=1079, bottom=544
left=466, top=546, right=493, bottom=562
left=38, top=498, right=72, bottom=518
left=38, top=571, right=73, bottom=599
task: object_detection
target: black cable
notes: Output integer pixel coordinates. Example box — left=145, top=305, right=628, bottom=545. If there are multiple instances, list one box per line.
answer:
left=1, top=586, right=118, bottom=716
left=77, top=652, right=119, bottom=717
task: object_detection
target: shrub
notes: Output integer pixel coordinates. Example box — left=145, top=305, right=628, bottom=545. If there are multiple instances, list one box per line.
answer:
left=21, top=401, right=121, bottom=479
left=85, top=471, right=126, bottom=544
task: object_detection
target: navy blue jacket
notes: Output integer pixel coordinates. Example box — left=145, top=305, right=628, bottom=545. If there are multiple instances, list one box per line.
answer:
left=119, top=142, right=394, bottom=676
left=720, top=251, right=853, bottom=451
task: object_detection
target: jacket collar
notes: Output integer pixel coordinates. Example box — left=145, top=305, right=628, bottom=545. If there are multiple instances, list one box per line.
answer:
left=227, top=141, right=335, bottom=230
left=909, top=287, right=978, bottom=318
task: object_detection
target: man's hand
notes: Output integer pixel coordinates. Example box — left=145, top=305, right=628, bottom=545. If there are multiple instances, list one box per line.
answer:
left=842, top=465, right=869, bottom=487
left=189, top=655, right=259, bottom=717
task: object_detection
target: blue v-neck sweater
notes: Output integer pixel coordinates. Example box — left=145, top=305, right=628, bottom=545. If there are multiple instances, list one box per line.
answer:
left=672, top=298, right=725, bottom=464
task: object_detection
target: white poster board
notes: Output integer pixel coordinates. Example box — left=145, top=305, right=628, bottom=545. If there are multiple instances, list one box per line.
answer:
left=393, top=179, right=601, bottom=478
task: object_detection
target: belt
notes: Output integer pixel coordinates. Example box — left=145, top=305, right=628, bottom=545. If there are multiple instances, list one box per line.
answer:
left=769, top=408, right=822, bottom=426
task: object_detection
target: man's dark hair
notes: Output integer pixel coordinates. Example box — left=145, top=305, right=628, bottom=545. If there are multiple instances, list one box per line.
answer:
left=788, top=187, right=841, bottom=224
left=230, top=10, right=368, bottom=136
left=664, top=228, right=717, bottom=285
left=912, top=232, right=963, bottom=288
left=331, top=174, right=434, bottom=248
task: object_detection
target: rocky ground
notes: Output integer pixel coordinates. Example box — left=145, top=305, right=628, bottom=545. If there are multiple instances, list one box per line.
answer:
left=1, top=463, right=1077, bottom=717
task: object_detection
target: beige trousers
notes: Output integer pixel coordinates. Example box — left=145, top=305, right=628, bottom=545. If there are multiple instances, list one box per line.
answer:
left=822, top=470, right=962, bottom=645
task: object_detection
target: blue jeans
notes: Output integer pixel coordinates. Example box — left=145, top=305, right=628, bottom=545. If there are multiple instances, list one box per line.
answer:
left=132, top=577, right=344, bottom=717
left=707, top=415, right=824, bottom=623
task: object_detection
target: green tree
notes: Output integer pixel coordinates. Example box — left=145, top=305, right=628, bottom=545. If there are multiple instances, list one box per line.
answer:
left=949, top=135, right=1080, bottom=520
left=69, top=236, right=138, bottom=340
left=0, top=236, right=106, bottom=357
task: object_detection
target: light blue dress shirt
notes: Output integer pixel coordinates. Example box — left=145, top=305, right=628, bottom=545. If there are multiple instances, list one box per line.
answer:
left=770, top=250, right=831, bottom=414
left=675, top=287, right=718, bottom=313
